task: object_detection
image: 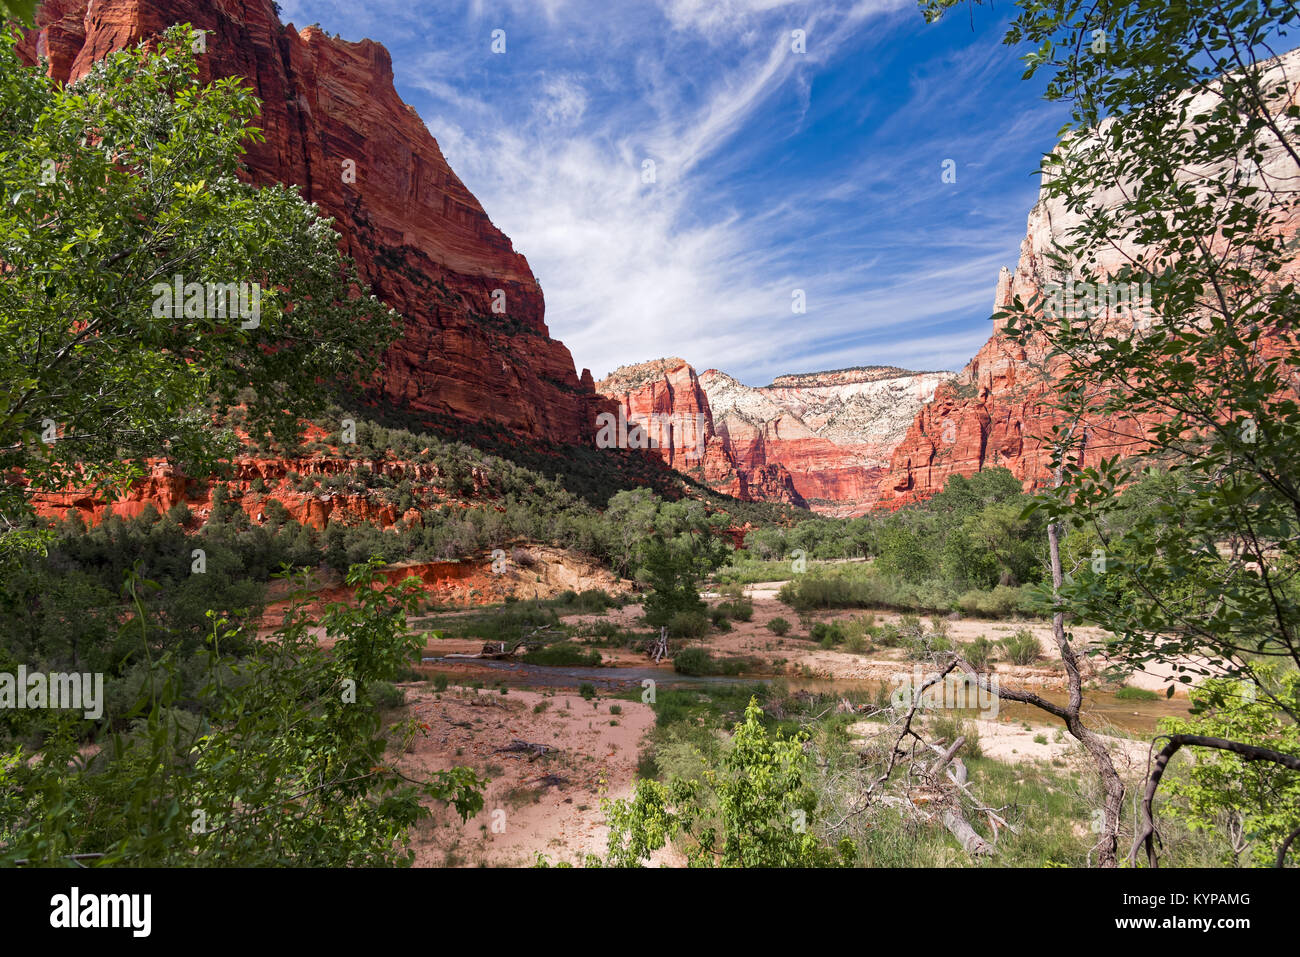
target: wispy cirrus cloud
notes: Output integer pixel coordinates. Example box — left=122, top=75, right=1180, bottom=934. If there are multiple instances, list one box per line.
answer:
left=280, top=0, right=1066, bottom=384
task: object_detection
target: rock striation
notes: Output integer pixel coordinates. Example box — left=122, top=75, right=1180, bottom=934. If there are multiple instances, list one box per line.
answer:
left=598, top=358, right=950, bottom=513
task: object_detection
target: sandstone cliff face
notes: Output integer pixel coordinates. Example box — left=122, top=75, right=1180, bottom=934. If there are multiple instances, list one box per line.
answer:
left=597, top=358, right=950, bottom=514
left=702, top=368, right=950, bottom=514
left=23, top=0, right=613, bottom=443
left=596, top=359, right=808, bottom=509
left=875, top=48, right=1300, bottom=507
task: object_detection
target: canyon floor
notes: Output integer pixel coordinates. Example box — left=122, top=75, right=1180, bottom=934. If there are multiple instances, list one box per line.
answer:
left=385, top=576, right=1192, bottom=866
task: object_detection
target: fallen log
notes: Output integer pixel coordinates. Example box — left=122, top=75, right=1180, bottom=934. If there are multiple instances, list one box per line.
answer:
left=495, top=739, right=560, bottom=761
left=927, top=736, right=996, bottom=857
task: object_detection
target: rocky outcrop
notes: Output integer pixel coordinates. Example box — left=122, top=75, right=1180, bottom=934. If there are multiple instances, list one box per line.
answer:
left=875, top=47, right=1300, bottom=507
left=596, top=358, right=807, bottom=509
left=597, top=358, right=950, bottom=514
left=22, top=0, right=613, bottom=443
left=701, top=368, right=949, bottom=514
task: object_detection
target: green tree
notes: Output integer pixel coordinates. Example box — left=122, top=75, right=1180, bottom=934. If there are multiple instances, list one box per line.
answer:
left=924, top=0, right=1300, bottom=864
left=639, top=501, right=730, bottom=630
left=1156, top=672, right=1300, bottom=867
left=603, top=487, right=658, bottom=577
left=0, top=2, right=35, bottom=27
left=0, top=26, right=398, bottom=561
left=602, top=698, right=855, bottom=867
left=0, top=561, right=482, bottom=866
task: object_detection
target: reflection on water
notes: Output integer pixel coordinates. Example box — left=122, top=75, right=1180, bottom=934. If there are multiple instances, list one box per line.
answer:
left=420, top=657, right=1190, bottom=735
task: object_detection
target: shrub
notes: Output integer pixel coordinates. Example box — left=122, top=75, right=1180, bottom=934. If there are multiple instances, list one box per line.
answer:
left=1115, top=685, right=1159, bottom=701
left=766, top=617, right=791, bottom=636
left=898, top=613, right=924, bottom=639
left=602, top=699, right=856, bottom=867
left=570, top=589, right=618, bottom=614
left=668, top=610, right=709, bottom=640
left=366, top=680, right=405, bottom=710
left=956, top=585, right=1032, bottom=618
left=902, top=634, right=952, bottom=659
left=930, top=715, right=983, bottom=760
left=672, top=647, right=714, bottom=676
left=811, top=621, right=845, bottom=648
left=1000, top=629, right=1041, bottom=665
left=873, top=622, right=901, bottom=647
left=725, top=597, right=754, bottom=622
left=961, top=637, right=997, bottom=670
left=671, top=647, right=758, bottom=676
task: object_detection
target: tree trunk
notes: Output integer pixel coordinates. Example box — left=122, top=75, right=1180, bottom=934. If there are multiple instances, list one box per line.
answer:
left=1048, top=515, right=1125, bottom=867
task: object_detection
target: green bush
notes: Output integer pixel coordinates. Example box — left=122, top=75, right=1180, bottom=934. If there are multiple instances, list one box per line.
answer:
left=811, top=621, right=846, bottom=648
left=930, top=714, right=984, bottom=760
left=1114, top=685, right=1159, bottom=701
left=724, top=597, right=754, bottom=621
left=671, top=647, right=758, bottom=676
left=523, top=643, right=602, bottom=667
left=766, top=617, right=791, bottom=636
left=956, top=584, right=1033, bottom=618
left=672, top=647, right=714, bottom=675
left=557, top=589, right=620, bottom=614
left=1000, top=629, right=1041, bottom=665
left=872, top=622, right=901, bottom=647
left=961, top=637, right=997, bottom=670
left=844, top=633, right=869, bottom=654
left=602, top=699, right=856, bottom=867
left=902, top=634, right=952, bottom=659
left=669, top=610, right=709, bottom=640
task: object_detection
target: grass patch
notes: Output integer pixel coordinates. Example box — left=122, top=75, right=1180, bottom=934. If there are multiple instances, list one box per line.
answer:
left=521, top=643, right=602, bottom=667
left=1114, top=685, right=1160, bottom=701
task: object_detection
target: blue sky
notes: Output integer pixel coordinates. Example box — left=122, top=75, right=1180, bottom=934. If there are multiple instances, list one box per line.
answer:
left=278, top=0, right=1068, bottom=385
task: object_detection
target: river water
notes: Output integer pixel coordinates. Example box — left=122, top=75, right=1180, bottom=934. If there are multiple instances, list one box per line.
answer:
left=420, top=656, right=1190, bottom=734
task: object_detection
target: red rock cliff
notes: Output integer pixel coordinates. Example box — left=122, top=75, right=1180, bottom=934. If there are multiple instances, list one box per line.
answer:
left=22, top=0, right=613, bottom=443
left=876, top=49, right=1300, bottom=507
left=598, top=358, right=952, bottom=514
left=596, top=359, right=809, bottom=509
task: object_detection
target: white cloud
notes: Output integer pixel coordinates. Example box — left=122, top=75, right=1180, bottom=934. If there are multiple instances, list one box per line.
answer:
left=286, top=0, right=1048, bottom=384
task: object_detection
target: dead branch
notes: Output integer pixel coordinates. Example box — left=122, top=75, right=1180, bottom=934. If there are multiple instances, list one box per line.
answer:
left=495, top=739, right=560, bottom=762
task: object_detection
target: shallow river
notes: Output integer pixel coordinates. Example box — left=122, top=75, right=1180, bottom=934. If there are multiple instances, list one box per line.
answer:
left=420, top=657, right=1190, bottom=735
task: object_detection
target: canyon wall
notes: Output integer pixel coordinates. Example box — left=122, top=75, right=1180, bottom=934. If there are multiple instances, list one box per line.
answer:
left=22, top=0, right=613, bottom=444
left=598, top=358, right=950, bottom=514
left=875, top=47, right=1300, bottom=507
left=595, top=359, right=809, bottom=509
